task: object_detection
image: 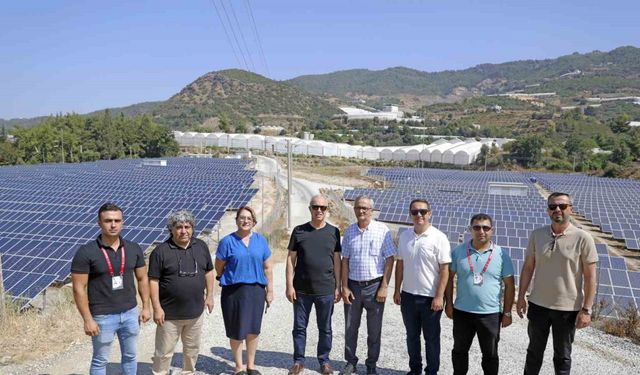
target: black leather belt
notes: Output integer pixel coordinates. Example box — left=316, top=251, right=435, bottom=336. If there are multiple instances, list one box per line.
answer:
left=349, top=277, right=383, bottom=287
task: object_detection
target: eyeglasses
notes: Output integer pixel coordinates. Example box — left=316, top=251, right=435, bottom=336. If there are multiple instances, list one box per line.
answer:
left=310, top=205, right=328, bottom=211
left=354, top=206, right=372, bottom=211
left=178, top=255, right=198, bottom=277
left=471, top=225, right=493, bottom=232
left=410, top=209, right=430, bottom=216
left=548, top=203, right=572, bottom=211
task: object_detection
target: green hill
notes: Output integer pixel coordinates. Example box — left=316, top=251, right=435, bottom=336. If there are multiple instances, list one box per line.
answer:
left=288, top=46, right=640, bottom=99
left=4, top=46, right=639, bottom=130
left=154, top=69, right=339, bottom=129
left=2, top=70, right=339, bottom=131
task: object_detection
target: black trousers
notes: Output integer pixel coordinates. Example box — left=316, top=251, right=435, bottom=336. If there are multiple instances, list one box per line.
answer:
left=451, top=308, right=501, bottom=375
left=524, top=302, right=578, bottom=375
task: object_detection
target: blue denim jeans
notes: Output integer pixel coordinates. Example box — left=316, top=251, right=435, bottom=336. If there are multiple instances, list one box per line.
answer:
left=91, top=306, right=140, bottom=375
left=400, top=292, right=442, bottom=375
left=292, top=292, right=335, bottom=366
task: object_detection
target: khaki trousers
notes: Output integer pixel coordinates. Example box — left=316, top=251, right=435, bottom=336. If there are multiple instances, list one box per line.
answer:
left=152, top=313, right=205, bottom=375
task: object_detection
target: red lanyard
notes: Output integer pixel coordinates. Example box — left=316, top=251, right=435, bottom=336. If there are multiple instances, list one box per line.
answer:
left=100, top=245, right=126, bottom=277
left=467, top=241, right=493, bottom=275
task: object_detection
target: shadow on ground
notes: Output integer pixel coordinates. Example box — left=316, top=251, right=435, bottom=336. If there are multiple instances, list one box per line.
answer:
left=102, top=347, right=407, bottom=374
left=206, top=346, right=406, bottom=375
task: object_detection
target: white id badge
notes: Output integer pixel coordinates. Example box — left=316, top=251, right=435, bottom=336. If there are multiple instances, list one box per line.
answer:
left=473, top=273, right=483, bottom=285
left=112, top=276, right=124, bottom=290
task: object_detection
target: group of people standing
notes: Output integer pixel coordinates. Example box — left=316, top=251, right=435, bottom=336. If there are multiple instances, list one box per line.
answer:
left=71, top=190, right=597, bottom=375
left=284, top=192, right=597, bottom=375
left=71, top=203, right=272, bottom=375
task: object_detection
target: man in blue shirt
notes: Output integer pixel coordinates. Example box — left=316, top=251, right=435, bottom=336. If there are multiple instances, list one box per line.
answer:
left=444, top=213, right=515, bottom=375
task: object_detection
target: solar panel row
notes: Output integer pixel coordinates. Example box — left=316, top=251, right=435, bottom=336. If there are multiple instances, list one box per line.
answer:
left=348, top=167, right=640, bottom=318
left=0, top=157, right=257, bottom=308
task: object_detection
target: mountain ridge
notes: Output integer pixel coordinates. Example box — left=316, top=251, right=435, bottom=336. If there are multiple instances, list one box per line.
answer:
left=3, top=46, right=639, bottom=128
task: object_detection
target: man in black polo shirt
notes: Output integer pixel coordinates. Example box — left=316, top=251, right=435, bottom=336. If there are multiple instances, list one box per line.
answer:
left=286, top=194, right=342, bottom=375
left=149, top=209, right=214, bottom=375
left=71, top=202, right=151, bottom=375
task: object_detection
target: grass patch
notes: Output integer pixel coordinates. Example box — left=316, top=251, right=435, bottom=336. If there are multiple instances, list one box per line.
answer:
left=0, top=287, right=84, bottom=365
left=593, top=300, right=640, bottom=345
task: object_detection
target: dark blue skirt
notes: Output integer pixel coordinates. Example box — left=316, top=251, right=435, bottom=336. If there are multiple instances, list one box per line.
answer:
left=221, top=283, right=266, bottom=340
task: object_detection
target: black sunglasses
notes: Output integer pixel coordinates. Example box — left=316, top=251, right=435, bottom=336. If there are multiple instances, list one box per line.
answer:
left=310, top=205, right=328, bottom=212
left=178, top=256, right=198, bottom=277
left=471, top=225, right=493, bottom=232
left=410, top=209, right=430, bottom=216
left=548, top=203, right=572, bottom=211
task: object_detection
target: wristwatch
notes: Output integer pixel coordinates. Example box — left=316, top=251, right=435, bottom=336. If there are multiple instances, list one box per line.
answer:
left=503, top=312, right=512, bottom=317
left=580, top=307, right=592, bottom=315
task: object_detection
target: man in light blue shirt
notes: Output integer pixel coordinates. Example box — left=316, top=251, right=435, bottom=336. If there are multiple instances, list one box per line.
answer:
left=340, top=195, right=396, bottom=375
left=444, top=213, right=515, bottom=375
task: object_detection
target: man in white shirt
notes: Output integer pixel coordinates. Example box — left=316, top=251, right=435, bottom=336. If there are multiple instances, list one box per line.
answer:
left=394, top=198, right=451, bottom=375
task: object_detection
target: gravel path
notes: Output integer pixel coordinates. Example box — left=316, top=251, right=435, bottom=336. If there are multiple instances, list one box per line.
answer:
left=5, top=260, right=639, bottom=374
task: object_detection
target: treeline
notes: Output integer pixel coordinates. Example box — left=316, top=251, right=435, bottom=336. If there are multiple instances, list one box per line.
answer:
left=0, top=111, right=179, bottom=165
left=485, top=113, right=640, bottom=177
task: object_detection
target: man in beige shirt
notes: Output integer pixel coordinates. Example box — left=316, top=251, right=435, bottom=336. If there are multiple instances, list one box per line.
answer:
left=516, top=192, right=598, bottom=375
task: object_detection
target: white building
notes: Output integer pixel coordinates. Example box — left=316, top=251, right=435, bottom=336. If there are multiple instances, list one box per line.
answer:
left=336, top=106, right=423, bottom=122
left=173, top=132, right=502, bottom=165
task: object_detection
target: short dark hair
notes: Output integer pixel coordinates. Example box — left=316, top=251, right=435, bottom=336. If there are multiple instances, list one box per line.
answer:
left=547, top=192, right=572, bottom=204
left=409, top=199, right=430, bottom=211
left=98, top=202, right=123, bottom=219
left=470, top=213, right=493, bottom=227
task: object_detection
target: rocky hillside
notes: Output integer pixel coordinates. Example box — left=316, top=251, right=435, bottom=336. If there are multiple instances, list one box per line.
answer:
left=154, top=69, right=339, bottom=129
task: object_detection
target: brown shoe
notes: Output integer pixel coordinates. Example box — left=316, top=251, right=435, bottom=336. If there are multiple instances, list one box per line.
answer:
left=320, top=363, right=333, bottom=375
left=289, top=363, right=305, bottom=375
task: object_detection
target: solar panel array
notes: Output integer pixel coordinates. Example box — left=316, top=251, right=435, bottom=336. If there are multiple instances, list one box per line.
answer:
left=533, top=173, right=640, bottom=250
left=0, top=157, right=257, bottom=308
left=346, top=167, right=640, bottom=318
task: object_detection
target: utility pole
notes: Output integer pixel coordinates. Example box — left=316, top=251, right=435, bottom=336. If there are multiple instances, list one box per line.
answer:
left=60, top=128, right=65, bottom=163
left=287, top=139, right=293, bottom=230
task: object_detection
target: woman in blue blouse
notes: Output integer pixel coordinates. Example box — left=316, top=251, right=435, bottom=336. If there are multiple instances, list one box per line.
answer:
left=215, top=206, right=273, bottom=375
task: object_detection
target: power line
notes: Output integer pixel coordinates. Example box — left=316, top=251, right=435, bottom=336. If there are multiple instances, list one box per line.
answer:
left=210, top=0, right=244, bottom=69
left=226, top=0, right=256, bottom=72
left=216, top=0, right=250, bottom=71
left=244, top=0, right=270, bottom=76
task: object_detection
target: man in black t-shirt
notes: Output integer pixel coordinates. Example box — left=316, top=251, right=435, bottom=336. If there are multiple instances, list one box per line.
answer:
left=71, top=203, right=151, bottom=375
left=286, top=195, right=342, bottom=375
left=149, top=209, right=214, bottom=375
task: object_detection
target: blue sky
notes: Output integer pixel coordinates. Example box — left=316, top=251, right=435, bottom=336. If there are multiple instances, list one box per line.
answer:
left=1, top=0, right=638, bottom=119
